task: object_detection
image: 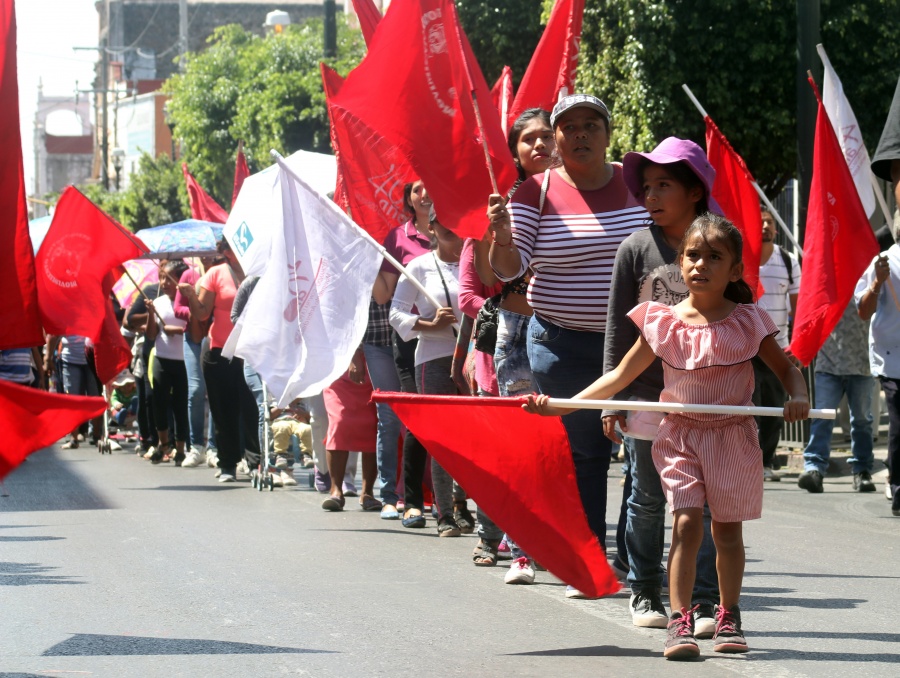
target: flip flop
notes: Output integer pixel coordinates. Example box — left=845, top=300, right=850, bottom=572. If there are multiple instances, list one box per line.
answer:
left=321, top=495, right=345, bottom=512
left=360, top=495, right=382, bottom=512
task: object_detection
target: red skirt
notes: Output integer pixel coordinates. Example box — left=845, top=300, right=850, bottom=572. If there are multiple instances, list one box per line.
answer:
left=323, top=359, right=377, bottom=452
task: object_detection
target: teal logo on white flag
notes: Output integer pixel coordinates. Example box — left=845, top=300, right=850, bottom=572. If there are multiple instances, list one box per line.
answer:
left=233, top=222, right=254, bottom=256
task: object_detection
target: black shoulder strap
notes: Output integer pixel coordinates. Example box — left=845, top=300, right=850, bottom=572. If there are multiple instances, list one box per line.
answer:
left=779, top=247, right=793, bottom=286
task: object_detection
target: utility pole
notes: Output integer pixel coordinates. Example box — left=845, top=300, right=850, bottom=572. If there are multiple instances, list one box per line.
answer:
left=101, top=31, right=110, bottom=190
left=796, top=0, right=820, bottom=246
left=324, top=0, right=337, bottom=58
left=179, top=0, right=188, bottom=72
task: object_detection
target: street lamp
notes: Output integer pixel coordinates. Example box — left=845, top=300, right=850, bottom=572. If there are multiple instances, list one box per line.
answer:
left=112, top=147, right=125, bottom=191
left=264, top=10, right=291, bottom=35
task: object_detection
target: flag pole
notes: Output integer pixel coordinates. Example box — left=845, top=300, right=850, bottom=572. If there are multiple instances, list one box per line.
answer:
left=682, top=84, right=804, bottom=257
left=121, top=267, right=166, bottom=325
left=270, top=152, right=456, bottom=322
left=448, top=1, right=500, bottom=195
left=545, top=397, right=836, bottom=419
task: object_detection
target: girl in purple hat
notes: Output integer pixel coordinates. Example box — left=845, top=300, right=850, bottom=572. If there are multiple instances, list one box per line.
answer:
left=602, top=138, right=724, bottom=639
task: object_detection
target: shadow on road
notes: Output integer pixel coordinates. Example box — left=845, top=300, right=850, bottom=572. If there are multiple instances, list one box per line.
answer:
left=0, top=561, right=84, bottom=586
left=509, top=645, right=658, bottom=658
left=0, top=448, right=113, bottom=513
left=123, top=485, right=244, bottom=492
left=41, top=633, right=336, bottom=656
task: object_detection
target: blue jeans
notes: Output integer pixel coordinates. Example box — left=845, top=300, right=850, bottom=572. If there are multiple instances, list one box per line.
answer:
left=184, top=336, right=216, bottom=451
left=527, top=314, right=611, bottom=546
left=495, top=309, right=533, bottom=396
left=363, top=342, right=402, bottom=505
left=804, top=372, right=875, bottom=474
left=243, top=363, right=267, bottom=454
left=624, top=437, right=718, bottom=603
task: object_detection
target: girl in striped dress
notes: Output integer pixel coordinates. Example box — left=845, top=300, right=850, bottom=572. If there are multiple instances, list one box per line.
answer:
left=526, top=214, right=809, bottom=659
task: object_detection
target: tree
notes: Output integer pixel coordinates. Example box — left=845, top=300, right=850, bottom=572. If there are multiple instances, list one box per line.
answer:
left=164, top=16, right=365, bottom=206
left=576, top=0, right=900, bottom=197
left=118, top=152, right=190, bottom=232
left=454, top=0, right=545, bottom=87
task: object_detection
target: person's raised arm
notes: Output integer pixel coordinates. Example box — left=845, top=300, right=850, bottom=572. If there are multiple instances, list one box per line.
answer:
left=177, top=280, right=215, bottom=322
left=857, top=254, right=890, bottom=321
left=487, top=194, right=523, bottom=279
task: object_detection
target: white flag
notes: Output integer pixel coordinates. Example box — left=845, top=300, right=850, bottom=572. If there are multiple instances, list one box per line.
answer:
left=224, top=163, right=382, bottom=407
left=224, top=150, right=338, bottom=277
left=818, top=44, right=876, bottom=218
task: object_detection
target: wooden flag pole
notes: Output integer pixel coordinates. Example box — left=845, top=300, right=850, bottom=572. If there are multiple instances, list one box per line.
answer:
left=682, top=84, right=804, bottom=257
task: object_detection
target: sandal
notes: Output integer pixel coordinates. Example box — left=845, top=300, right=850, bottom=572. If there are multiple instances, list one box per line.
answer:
left=472, top=539, right=501, bottom=566
left=453, top=501, right=475, bottom=534
left=360, top=495, right=382, bottom=512
left=321, top=494, right=345, bottom=512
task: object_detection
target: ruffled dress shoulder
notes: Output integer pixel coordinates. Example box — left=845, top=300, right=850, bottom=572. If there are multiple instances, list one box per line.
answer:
left=627, top=301, right=778, bottom=371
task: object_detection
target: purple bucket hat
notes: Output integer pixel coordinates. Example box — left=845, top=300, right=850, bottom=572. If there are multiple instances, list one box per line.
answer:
left=622, top=137, right=723, bottom=216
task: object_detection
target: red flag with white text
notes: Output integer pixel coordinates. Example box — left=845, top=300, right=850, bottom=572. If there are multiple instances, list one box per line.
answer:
left=35, top=187, right=147, bottom=342
left=93, top=272, right=133, bottom=385
left=183, top=163, right=229, bottom=223
left=330, top=0, right=517, bottom=239
left=491, top=65, right=514, bottom=138
left=507, top=0, right=584, bottom=127
left=322, top=63, right=416, bottom=244
left=373, top=392, right=620, bottom=599
left=789, top=81, right=879, bottom=366
left=0, top=380, right=107, bottom=480
left=0, top=0, right=43, bottom=349
left=705, top=117, right=763, bottom=299
left=351, top=0, right=381, bottom=47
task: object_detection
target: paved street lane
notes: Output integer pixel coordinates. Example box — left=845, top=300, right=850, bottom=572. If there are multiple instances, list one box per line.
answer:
left=1, top=443, right=897, bottom=677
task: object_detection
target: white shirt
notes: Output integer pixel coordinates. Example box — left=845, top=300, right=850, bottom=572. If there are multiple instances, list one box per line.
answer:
left=757, top=245, right=801, bottom=349
left=854, top=244, right=900, bottom=378
left=390, top=252, right=461, bottom=366
left=153, top=294, right=186, bottom=360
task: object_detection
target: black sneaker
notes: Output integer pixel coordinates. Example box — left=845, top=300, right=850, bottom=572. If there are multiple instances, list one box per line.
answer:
left=664, top=609, right=700, bottom=660
left=853, top=471, right=876, bottom=492
left=693, top=602, right=716, bottom=639
left=797, top=469, right=824, bottom=493
left=713, top=604, right=748, bottom=653
left=630, top=590, right=668, bottom=628
left=892, top=488, right=900, bottom=517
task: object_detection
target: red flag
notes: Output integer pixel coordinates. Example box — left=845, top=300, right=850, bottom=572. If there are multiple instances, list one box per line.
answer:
left=322, top=64, right=417, bottom=244
left=789, top=81, right=879, bottom=366
left=0, top=380, right=107, bottom=480
left=182, top=163, right=229, bottom=223
left=705, top=117, right=763, bottom=298
left=351, top=0, right=381, bottom=47
left=373, top=392, right=620, bottom=599
left=507, top=0, right=585, bottom=127
left=491, top=65, right=514, bottom=138
left=330, top=0, right=517, bottom=239
left=92, top=274, right=133, bottom=385
left=35, top=187, right=147, bottom=342
left=0, top=0, right=43, bottom=349
left=232, top=147, right=250, bottom=208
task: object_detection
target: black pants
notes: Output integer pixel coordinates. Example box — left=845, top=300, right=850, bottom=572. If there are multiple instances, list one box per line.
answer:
left=393, top=332, right=429, bottom=510
left=752, top=357, right=786, bottom=468
left=201, top=346, right=260, bottom=471
left=135, top=371, right=157, bottom=448
left=882, top=377, right=900, bottom=497
left=151, top=357, right=189, bottom=443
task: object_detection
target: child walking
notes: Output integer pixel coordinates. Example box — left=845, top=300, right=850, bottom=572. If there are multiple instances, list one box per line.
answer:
left=526, top=213, right=809, bottom=659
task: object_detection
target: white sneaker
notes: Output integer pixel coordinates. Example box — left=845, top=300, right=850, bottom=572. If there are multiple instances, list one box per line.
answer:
left=108, top=440, right=123, bottom=451
left=565, top=585, right=591, bottom=599
left=504, top=558, right=535, bottom=585
left=887, top=480, right=893, bottom=501
left=280, top=470, right=297, bottom=487
left=206, top=450, right=219, bottom=468
left=274, top=455, right=289, bottom=469
left=236, top=459, right=250, bottom=477
left=181, top=450, right=204, bottom=467
left=270, top=472, right=284, bottom=487
left=143, top=446, right=156, bottom=460
left=218, top=472, right=235, bottom=483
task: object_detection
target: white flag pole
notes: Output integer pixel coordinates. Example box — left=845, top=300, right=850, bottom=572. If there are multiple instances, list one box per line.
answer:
left=869, top=171, right=895, bottom=230
left=271, top=151, right=455, bottom=322
left=545, top=397, right=836, bottom=420
left=682, top=84, right=804, bottom=257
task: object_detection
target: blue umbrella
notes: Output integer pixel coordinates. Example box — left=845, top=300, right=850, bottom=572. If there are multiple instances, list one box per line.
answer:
left=28, top=215, right=53, bottom=255
left=136, top=219, right=224, bottom=259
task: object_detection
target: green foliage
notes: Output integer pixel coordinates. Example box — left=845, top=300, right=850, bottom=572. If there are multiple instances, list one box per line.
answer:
left=118, top=152, right=190, bottom=232
left=577, top=0, right=900, bottom=197
left=70, top=184, right=126, bottom=226
left=164, top=17, right=365, bottom=206
left=455, top=0, right=545, bottom=87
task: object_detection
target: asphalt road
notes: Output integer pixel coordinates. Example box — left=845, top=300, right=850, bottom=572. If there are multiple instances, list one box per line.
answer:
left=0, top=440, right=897, bottom=678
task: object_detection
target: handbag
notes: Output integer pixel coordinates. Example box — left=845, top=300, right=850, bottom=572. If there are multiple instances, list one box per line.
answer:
left=473, top=293, right=501, bottom=354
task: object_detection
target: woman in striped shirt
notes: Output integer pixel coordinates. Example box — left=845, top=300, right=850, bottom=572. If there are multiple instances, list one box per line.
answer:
left=489, top=94, right=647, bottom=567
